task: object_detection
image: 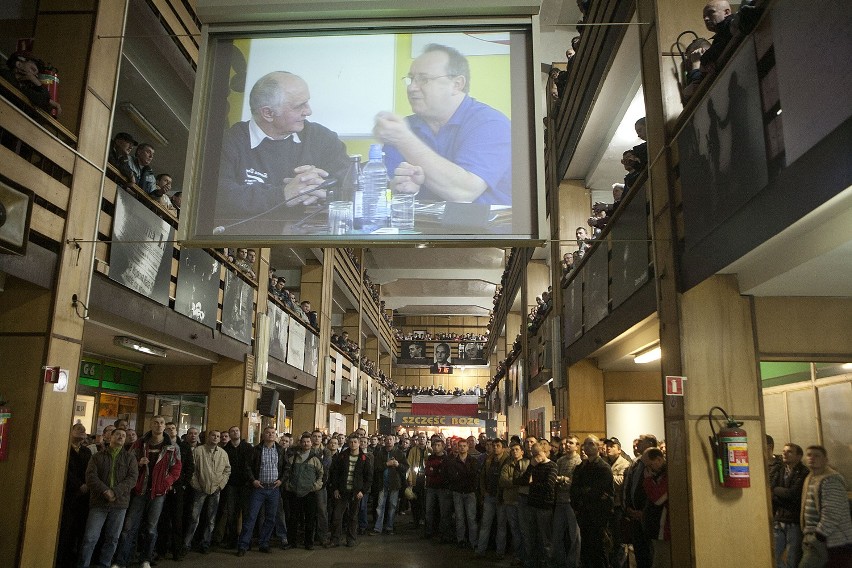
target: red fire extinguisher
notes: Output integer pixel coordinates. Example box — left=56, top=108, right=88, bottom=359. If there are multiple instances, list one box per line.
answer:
left=708, top=406, right=750, bottom=488
left=39, top=65, right=59, bottom=117
left=0, top=397, right=11, bottom=462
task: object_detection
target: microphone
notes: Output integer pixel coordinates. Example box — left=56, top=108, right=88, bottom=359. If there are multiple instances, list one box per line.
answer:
left=211, top=179, right=337, bottom=235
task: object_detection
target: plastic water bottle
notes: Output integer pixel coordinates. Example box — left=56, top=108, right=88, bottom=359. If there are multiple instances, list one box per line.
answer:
left=361, top=144, right=389, bottom=231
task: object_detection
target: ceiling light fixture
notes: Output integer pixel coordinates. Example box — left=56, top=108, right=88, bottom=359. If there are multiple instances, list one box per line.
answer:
left=633, top=345, right=661, bottom=364
left=119, top=102, right=169, bottom=147
left=113, top=335, right=167, bottom=358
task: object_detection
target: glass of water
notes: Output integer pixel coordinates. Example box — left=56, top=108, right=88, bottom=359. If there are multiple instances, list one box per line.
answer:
left=328, top=201, right=353, bottom=235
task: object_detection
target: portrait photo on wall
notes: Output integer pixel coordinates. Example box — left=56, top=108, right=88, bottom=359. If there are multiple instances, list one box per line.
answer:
left=430, top=342, right=453, bottom=374
left=174, top=247, right=221, bottom=329
left=401, top=340, right=429, bottom=363
left=458, top=342, right=486, bottom=363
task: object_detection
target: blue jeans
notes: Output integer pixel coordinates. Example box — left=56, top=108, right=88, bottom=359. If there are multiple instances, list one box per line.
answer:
left=185, top=489, right=220, bottom=549
left=505, top=503, right=526, bottom=560
left=115, top=492, right=165, bottom=565
left=374, top=487, right=400, bottom=532
left=552, top=502, right=581, bottom=568
left=315, top=486, right=329, bottom=542
left=275, top=489, right=289, bottom=543
left=238, top=486, right=279, bottom=551
left=774, top=522, right=803, bottom=568
left=358, top=491, right=370, bottom=530
left=476, top=494, right=507, bottom=555
left=452, top=491, right=478, bottom=545
left=77, top=506, right=126, bottom=568
left=424, top=487, right=453, bottom=539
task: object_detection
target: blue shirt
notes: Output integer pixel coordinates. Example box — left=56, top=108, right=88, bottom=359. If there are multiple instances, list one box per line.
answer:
left=383, top=96, right=512, bottom=206
left=259, top=444, right=278, bottom=484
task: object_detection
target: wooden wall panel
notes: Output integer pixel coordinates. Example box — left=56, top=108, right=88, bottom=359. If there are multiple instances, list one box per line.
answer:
left=567, top=359, right=606, bottom=436
left=604, top=370, right=662, bottom=401
left=0, top=145, right=71, bottom=209
left=0, top=101, right=76, bottom=171
left=144, top=364, right=211, bottom=393
left=754, top=297, right=852, bottom=357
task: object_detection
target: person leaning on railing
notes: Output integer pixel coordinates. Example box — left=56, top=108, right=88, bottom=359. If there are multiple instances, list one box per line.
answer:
left=1, top=51, right=61, bottom=115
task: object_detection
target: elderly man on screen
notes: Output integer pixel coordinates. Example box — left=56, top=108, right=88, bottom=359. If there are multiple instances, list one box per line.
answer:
left=215, top=71, right=350, bottom=225
left=374, top=43, right=512, bottom=206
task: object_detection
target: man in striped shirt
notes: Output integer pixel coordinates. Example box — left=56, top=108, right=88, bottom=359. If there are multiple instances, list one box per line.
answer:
left=799, top=445, right=852, bottom=568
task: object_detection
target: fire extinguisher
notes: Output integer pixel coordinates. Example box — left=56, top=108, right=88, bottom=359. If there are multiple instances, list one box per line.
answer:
left=707, top=406, right=750, bottom=488
left=0, top=397, right=11, bottom=462
left=39, top=64, right=59, bottom=117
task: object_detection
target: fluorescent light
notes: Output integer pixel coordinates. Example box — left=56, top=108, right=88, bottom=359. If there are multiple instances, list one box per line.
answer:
left=842, top=363, right=852, bottom=370
left=119, top=102, right=169, bottom=147
left=634, top=346, right=661, bottom=364
left=113, top=336, right=167, bottom=358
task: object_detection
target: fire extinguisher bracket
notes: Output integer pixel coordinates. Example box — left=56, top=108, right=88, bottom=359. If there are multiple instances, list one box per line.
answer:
left=706, top=406, right=751, bottom=488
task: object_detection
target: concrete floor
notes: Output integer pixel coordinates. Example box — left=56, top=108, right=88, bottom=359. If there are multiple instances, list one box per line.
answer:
left=163, top=513, right=516, bottom=568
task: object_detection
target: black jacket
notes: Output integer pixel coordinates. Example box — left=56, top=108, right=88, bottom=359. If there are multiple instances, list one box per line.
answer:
left=175, top=441, right=195, bottom=489
left=224, top=439, right=255, bottom=487
left=328, top=450, right=373, bottom=496
left=246, top=442, right=287, bottom=485
left=770, top=461, right=809, bottom=523
left=571, top=456, right=614, bottom=526
left=372, top=446, right=409, bottom=492
left=444, top=454, right=480, bottom=494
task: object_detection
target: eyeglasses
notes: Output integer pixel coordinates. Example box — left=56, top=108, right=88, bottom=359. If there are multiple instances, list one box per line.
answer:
left=402, top=74, right=456, bottom=87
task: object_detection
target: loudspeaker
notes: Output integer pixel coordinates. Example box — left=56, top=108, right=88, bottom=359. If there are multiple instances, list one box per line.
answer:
left=549, top=382, right=558, bottom=407
left=258, top=388, right=279, bottom=417
left=0, top=181, right=34, bottom=255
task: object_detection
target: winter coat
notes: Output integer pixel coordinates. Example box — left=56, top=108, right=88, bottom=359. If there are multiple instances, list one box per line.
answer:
left=130, top=431, right=182, bottom=497
left=86, top=447, right=138, bottom=509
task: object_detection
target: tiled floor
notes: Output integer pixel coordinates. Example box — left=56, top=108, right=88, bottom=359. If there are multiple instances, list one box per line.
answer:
left=162, top=514, right=516, bottom=568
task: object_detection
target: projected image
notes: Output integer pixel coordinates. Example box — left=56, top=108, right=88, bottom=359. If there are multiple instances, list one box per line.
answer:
left=188, top=27, right=536, bottom=242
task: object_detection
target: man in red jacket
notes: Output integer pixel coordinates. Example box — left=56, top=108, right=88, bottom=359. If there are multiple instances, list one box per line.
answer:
left=113, top=415, right=182, bottom=568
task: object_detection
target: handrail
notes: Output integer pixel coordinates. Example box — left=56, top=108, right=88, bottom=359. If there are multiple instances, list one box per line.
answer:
left=0, top=75, right=78, bottom=147
left=560, top=169, right=649, bottom=287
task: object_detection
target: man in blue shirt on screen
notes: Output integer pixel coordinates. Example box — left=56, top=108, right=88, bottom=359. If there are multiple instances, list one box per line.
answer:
left=374, top=44, right=511, bottom=206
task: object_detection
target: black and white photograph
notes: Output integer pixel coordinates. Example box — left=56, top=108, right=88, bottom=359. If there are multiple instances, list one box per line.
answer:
left=221, top=269, right=253, bottom=344
left=109, top=186, right=174, bottom=305
left=304, top=332, right=319, bottom=377
left=287, top=316, right=306, bottom=370
left=175, top=247, right=220, bottom=328
left=267, top=300, right=289, bottom=361
left=458, top=342, right=485, bottom=363
left=401, top=340, right=429, bottom=363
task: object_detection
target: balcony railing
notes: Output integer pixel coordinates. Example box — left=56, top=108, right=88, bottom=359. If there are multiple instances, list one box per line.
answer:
left=670, top=1, right=851, bottom=291
left=560, top=176, right=655, bottom=362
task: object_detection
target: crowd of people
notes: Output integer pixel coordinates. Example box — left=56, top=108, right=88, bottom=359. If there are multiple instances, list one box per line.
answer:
left=268, top=272, right=319, bottom=330
left=528, top=288, right=553, bottom=336
left=393, top=385, right=483, bottom=397
left=487, top=249, right=519, bottom=335
left=561, top=117, right=647, bottom=278
left=56, top=420, right=684, bottom=568
left=397, top=331, right=488, bottom=342
left=486, top=334, right=523, bottom=397
left=767, top=435, right=852, bottom=568
left=107, top=132, right=181, bottom=216
left=58, top=409, right=852, bottom=568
